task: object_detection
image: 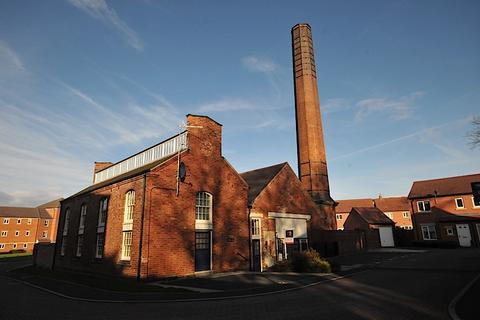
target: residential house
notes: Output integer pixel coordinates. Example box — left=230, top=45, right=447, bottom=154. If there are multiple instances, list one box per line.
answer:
left=343, top=207, right=396, bottom=247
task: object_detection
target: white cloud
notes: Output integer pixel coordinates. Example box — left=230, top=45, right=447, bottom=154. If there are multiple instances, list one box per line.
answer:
left=67, top=0, right=144, bottom=51
left=0, top=40, right=25, bottom=71
left=242, top=56, right=277, bottom=73
left=355, top=91, right=425, bottom=121
left=323, top=98, right=351, bottom=114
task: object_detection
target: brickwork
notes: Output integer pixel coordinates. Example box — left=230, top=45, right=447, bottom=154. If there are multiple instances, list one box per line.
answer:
left=0, top=217, right=38, bottom=253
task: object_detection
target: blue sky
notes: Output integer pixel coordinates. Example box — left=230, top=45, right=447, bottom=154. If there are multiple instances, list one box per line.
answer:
left=0, top=0, right=479, bottom=206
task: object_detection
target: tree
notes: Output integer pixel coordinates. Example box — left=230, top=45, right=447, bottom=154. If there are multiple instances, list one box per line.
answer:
left=468, top=116, right=480, bottom=149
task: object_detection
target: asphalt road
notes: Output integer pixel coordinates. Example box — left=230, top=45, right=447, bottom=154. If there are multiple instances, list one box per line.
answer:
left=0, top=249, right=479, bottom=320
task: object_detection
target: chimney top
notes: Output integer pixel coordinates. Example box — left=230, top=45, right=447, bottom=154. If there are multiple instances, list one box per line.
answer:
left=292, top=23, right=311, bottom=31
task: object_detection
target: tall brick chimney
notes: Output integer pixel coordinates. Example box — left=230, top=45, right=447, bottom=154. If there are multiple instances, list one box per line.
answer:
left=291, top=23, right=334, bottom=206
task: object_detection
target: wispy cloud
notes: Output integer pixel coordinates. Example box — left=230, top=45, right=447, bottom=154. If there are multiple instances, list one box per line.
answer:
left=332, top=116, right=471, bottom=161
left=355, top=91, right=425, bottom=121
left=197, top=98, right=261, bottom=113
left=67, top=0, right=144, bottom=51
left=0, top=40, right=25, bottom=71
left=323, top=98, right=351, bottom=114
left=242, top=56, right=277, bottom=73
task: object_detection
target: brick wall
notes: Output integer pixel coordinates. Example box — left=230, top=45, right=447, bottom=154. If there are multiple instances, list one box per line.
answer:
left=0, top=217, right=38, bottom=253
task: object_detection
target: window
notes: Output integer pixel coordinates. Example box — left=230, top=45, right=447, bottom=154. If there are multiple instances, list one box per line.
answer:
left=44, top=220, right=49, bottom=227
left=76, top=235, right=83, bottom=257
left=1, top=231, right=7, bottom=237
left=121, top=191, right=135, bottom=261
left=95, top=198, right=108, bottom=259
left=3, top=218, right=9, bottom=224
left=402, top=226, right=413, bottom=230
left=0, top=244, right=4, bottom=249
left=27, top=218, right=32, bottom=225
left=25, top=230, right=30, bottom=236
left=473, top=196, right=480, bottom=208
left=417, top=200, right=431, bottom=212
left=42, top=231, right=48, bottom=238
left=195, top=192, right=212, bottom=221
left=78, top=204, right=87, bottom=235
left=421, top=224, right=437, bottom=240
left=60, top=236, right=67, bottom=256
left=12, top=243, right=17, bottom=249
left=403, top=212, right=409, bottom=218
left=385, top=212, right=393, bottom=219
left=251, top=218, right=261, bottom=237
left=15, top=230, right=19, bottom=236
left=98, top=198, right=108, bottom=227
left=445, top=226, right=454, bottom=236
left=17, top=219, right=21, bottom=224
left=336, top=214, right=343, bottom=220
left=455, top=198, right=464, bottom=209
left=63, top=208, right=70, bottom=236
left=121, top=231, right=133, bottom=261
left=23, top=243, right=27, bottom=249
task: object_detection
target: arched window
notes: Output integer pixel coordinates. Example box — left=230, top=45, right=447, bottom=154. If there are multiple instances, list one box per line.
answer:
left=60, top=208, right=70, bottom=256
left=195, top=192, right=212, bottom=221
left=121, top=190, right=135, bottom=261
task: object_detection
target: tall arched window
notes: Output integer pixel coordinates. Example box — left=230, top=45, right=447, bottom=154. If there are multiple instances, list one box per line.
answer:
left=195, top=192, right=212, bottom=221
left=121, top=190, right=135, bottom=261
left=60, top=208, right=70, bottom=256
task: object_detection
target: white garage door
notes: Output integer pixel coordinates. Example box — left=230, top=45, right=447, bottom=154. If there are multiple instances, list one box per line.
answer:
left=378, top=226, right=395, bottom=247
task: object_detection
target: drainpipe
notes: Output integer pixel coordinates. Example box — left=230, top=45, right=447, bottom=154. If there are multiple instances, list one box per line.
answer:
left=136, top=173, right=147, bottom=282
left=247, top=205, right=252, bottom=271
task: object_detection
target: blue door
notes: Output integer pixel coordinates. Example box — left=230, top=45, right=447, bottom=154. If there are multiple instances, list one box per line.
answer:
left=195, top=232, right=211, bottom=271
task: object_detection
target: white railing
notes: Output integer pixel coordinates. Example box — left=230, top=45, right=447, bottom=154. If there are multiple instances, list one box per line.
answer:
left=93, top=131, right=188, bottom=184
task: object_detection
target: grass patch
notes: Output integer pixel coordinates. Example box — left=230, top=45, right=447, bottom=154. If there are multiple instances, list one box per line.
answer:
left=11, top=265, right=188, bottom=293
left=0, top=252, right=32, bottom=259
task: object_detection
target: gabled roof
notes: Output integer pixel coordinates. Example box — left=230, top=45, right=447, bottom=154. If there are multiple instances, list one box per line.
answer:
left=408, top=173, right=480, bottom=199
left=66, top=154, right=177, bottom=199
left=374, top=196, right=410, bottom=212
left=336, top=198, right=374, bottom=213
left=240, top=163, right=287, bottom=205
left=351, top=207, right=394, bottom=225
left=0, top=198, right=62, bottom=219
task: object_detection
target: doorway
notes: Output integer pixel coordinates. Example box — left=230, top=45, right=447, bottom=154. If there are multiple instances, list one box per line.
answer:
left=252, top=239, right=261, bottom=271
left=456, top=224, right=472, bottom=247
left=195, top=231, right=211, bottom=271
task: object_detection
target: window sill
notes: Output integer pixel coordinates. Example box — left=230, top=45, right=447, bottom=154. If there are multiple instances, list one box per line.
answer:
left=118, top=260, right=131, bottom=266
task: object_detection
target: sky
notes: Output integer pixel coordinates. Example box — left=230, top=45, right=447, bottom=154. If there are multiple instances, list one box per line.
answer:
left=0, top=0, right=479, bottom=206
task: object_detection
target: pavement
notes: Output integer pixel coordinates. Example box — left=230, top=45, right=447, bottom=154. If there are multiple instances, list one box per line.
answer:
left=0, top=248, right=479, bottom=319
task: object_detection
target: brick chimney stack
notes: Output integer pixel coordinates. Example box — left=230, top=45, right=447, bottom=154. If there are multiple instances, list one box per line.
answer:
left=291, top=23, right=334, bottom=206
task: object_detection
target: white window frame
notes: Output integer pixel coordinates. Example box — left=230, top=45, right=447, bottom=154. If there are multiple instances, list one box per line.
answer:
left=3, top=218, right=9, bottom=224
left=15, top=230, right=19, bottom=237
left=60, top=236, right=67, bottom=256
left=121, top=230, right=133, bottom=261
left=12, top=243, right=17, bottom=249
left=445, top=226, right=454, bottom=236
left=17, top=219, right=21, bottom=224
left=403, top=212, right=409, bottom=218
left=42, top=231, right=48, bottom=238
left=1, top=231, right=7, bottom=237
left=44, top=220, right=49, bottom=227
left=95, top=233, right=105, bottom=259
left=385, top=212, right=393, bottom=219
left=195, top=192, right=213, bottom=230
left=0, top=244, right=5, bottom=249
left=23, top=243, right=27, bottom=249
left=97, top=198, right=108, bottom=229
left=95, top=198, right=108, bottom=259
left=455, top=197, right=465, bottom=209
left=417, top=200, right=431, bottom=212
left=27, top=218, right=32, bottom=225
left=336, top=214, right=343, bottom=220
left=472, top=196, right=480, bottom=208
left=251, top=218, right=261, bottom=239
left=421, top=224, right=437, bottom=240
left=25, top=230, right=30, bottom=236
left=78, top=204, right=87, bottom=235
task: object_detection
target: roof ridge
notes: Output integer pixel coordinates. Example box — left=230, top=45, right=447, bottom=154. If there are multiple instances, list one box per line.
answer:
left=413, top=173, right=480, bottom=183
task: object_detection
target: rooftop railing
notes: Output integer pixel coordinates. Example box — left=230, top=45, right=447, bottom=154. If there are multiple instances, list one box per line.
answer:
left=93, top=131, right=188, bottom=184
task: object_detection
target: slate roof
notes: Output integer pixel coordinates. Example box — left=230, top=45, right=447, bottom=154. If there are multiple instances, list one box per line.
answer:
left=0, top=198, right=63, bottom=219
left=336, top=199, right=374, bottom=213
left=431, top=207, right=480, bottom=223
left=408, top=173, right=480, bottom=199
left=240, top=163, right=287, bottom=205
left=351, top=207, right=395, bottom=225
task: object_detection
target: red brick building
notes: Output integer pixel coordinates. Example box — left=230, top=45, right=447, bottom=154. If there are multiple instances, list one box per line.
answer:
left=343, top=207, right=396, bottom=247
left=336, top=197, right=412, bottom=230
left=408, top=173, right=480, bottom=247
left=54, top=115, right=334, bottom=279
left=0, top=199, right=61, bottom=253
